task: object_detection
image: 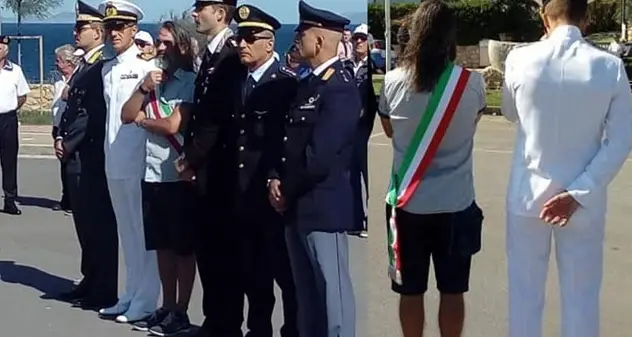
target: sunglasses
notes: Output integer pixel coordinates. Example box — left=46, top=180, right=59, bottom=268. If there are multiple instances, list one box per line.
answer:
left=236, top=35, right=271, bottom=44
left=74, top=24, right=93, bottom=33
left=105, top=22, right=133, bottom=32
left=353, top=34, right=368, bottom=41
left=135, top=40, right=153, bottom=48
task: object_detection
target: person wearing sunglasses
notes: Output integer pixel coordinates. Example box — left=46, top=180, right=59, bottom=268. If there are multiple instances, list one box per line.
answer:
left=97, top=0, right=161, bottom=324
left=231, top=5, right=299, bottom=337
left=54, top=0, right=119, bottom=312
left=134, top=30, right=155, bottom=55
left=267, top=1, right=359, bottom=336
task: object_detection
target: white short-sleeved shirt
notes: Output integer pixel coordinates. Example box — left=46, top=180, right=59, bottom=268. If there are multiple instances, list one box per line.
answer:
left=0, top=61, right=30, bottom=114
left=102, top=45, right=156, bottom=180
left=144, top=69, right=196, bottom=183
left=379, top=66, right=486, bottom=214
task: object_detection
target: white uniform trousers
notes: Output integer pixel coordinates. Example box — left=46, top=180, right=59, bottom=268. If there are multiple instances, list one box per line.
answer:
left=506, top=212, right=605, bottom=337
left=107, top=177, right=160, bottom=314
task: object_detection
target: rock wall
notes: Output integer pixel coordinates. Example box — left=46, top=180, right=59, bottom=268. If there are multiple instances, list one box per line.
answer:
left=23, top=84, right=55, bottom=112
left=455, top=45, right=480, bottom=69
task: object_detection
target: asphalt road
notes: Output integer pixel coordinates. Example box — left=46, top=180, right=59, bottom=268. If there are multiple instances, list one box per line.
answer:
left=4, top=118, right=632, bottom=336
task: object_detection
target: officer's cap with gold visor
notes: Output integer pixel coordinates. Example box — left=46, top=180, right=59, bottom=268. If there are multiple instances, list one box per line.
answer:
left=76, top=0, right=104, bottom=23
left=234, top=5, right=281, bottom=34
left=98, top=0, right=144, bottom=23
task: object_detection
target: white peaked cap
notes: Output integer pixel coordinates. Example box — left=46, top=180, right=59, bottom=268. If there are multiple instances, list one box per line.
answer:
left=353, top=23, right=368, bottom=36
left=533, top=0, right=596, bottom=6
left=135, top=31, right=153, bottom=44
left=98, top=0, right=144, bottom=22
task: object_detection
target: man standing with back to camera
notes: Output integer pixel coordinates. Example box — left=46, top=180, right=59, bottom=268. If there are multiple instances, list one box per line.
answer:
left=502, top=1, right=632, bottom=337
left=231, top=4, right=299, bottom=337
left=98, top=0, right=160, bottom=323
left=268, top=1, right=359, bottom=336
left=175, top=1, right=244, bottom=336
left=55, top=0, right=118, bottom=310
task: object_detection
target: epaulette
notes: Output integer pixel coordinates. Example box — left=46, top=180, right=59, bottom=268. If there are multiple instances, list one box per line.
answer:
left=137, top=53, right=155, bottom=61
left=322, top=67, right=335, bottom=81
left=278, top=65, right=297, bottom=78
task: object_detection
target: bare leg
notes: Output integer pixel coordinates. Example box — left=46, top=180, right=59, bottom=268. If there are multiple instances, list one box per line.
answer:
left=399, top=294, right=425, bottom=337
left=438, top=293, right=464, bottom=337
left=157, top=249, right=177, bottom=309
left=175, top=254, right=196, bottom=312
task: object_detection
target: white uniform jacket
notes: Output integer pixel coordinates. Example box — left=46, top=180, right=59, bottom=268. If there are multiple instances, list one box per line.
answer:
left=502, top=25, right=632, bottom=221
left=102, top=45, right=156, bottom=180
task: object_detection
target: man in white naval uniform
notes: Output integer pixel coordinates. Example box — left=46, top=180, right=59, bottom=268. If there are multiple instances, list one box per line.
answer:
left=501, top=1, right=632, bottom=337
left=97, top=0, right=160, bottom=323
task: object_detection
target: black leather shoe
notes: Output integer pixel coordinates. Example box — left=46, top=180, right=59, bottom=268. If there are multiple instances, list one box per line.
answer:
left=73, top=298, right=117, bottom=311
left=59, top=288, right=86, bottom=302
left=3, top=201, right=21, bottom=215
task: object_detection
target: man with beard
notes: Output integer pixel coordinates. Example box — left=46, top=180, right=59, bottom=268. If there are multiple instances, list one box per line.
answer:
left=231, top=5, right=299, bottom=337
left=121, top=20, right=197, bottom=336
left=54, top=0, right=118, bottom=310
left=174, top=1, right=244, bottom=336
left=97, top=0, right=160, bottom=323
left=267, top=1, right=359, bottom=336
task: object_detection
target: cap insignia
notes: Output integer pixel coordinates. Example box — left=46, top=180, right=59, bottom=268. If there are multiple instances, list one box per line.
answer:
left=105, top=5, right=117, bottom=18
left=238, top=6, right=250, bottom=19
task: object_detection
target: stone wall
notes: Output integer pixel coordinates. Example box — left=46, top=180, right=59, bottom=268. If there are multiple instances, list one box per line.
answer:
left=456, top=45, right=480, bottom=69
left=23, top=84, right=55, bottom=112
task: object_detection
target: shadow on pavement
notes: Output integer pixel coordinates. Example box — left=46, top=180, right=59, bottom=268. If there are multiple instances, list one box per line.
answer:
left=16, top=196, right=59, bottom=210
left=0, top=260, right=74, bottom=301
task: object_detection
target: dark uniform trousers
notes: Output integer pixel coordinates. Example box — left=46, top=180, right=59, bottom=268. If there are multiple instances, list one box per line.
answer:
left=58, top=55, right=118, bottom=303
left=52, top=126, right=70, bottom=207
left=0, top=110, right=18, bottom=201
left=184, top=35, right=248, bottom=337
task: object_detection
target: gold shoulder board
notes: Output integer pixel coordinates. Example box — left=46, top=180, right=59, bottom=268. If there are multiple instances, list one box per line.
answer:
left=322, top=68, right=335, bottom=81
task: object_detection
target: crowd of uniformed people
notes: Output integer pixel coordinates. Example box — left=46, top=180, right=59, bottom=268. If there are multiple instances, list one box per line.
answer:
left=0, top=0, right=375, bottom=336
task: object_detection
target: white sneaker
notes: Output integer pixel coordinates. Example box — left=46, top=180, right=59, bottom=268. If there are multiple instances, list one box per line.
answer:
left=115, top=309, right=152, bottom=323
left=99, top=301, right=130, bottom=317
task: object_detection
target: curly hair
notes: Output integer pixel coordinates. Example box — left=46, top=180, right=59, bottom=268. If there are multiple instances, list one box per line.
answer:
left=160, top=21, right=196, bottom=72
left=400, top=0, right=456, bottom=92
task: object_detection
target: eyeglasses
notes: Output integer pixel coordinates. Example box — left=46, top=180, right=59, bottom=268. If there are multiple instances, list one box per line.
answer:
left=236, top=35, right=271, bottom=44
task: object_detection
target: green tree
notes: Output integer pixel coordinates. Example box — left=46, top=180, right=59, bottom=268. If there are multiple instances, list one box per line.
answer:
left=2, top=0, right=63, bottom=65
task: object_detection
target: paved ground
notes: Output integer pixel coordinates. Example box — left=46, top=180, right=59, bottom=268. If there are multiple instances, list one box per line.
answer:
left=3, top=117, right=632, bottom=336
left=0, top=125, right=366, bottom=337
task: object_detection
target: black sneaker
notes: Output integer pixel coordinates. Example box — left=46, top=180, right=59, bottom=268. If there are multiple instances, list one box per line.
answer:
left=149, top=311, right=191, bottom=336
left=132, top=307, right=170, bottom=331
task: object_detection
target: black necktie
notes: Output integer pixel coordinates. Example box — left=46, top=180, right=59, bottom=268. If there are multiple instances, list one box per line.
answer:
left=243, top=75, right=256, bottom=103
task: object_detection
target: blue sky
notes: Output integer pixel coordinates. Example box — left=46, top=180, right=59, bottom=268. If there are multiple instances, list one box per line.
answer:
left=1, top=0, right=366, bottom=23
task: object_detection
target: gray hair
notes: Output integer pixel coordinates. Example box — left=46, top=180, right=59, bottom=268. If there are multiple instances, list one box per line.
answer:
left=54, top=44, right=79, bottom=66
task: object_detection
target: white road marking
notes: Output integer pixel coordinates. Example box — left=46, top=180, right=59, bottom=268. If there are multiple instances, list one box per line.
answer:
left=21, top=137, right=34, bottom=141
left=19, top=132, right=50, bottom=136
left=19, top=143, right=53, bottom=147
left=19, top=154, right=56, bottom=159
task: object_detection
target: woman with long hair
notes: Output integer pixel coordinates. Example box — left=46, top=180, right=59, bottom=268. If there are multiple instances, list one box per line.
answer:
left=377, top=1, right=486, bottom=336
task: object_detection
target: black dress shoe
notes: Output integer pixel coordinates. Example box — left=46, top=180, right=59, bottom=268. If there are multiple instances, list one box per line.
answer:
left=73, top=298, right=117, bottom=311
left=3, top=201, right=21, bottom=215
left=52, top=203, right=62, bottom=211
left=59, top=288, right=86, bottom=301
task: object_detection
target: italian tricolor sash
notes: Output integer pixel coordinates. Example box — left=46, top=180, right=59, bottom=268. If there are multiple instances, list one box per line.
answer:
left=146, top=87, right=184, bottom=154
left=386, top=63, right=470, bottom=285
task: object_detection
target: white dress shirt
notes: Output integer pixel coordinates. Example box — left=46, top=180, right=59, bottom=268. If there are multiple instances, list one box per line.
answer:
left=502, top=25, right=632, bottom=220
left=206, top=27, right=232, bottom=54
left=312, top=56, right=340, bottom=76
left=102, top=44, right=157, bottom=179
left=51, top=75, right=68, bottom=127
left=247, top=55, right=275, bottom=82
